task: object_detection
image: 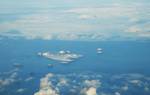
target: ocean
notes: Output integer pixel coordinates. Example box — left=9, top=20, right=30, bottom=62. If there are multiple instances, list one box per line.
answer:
left=0, top=38, right=150, bottom=95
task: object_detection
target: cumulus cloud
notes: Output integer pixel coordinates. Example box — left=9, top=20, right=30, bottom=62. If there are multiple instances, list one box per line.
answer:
left=84, top=80, right=101, bottom=88
left=32, top=72, right=150, bottom=95
left=25, top=76, right=34, bottom=82
left=34, top=73, right=59, bottom=95
left=80, top=87, right=97, bottom=95
left=57, top=78, right=68, bottom=87
left=0, top=69, right=20, bottom=91
left=80, top=80, right=101, bottom=95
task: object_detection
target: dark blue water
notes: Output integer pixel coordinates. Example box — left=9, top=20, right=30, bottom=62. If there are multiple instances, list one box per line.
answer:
left=0, top=39, right=150, bottom=75
left=0, top=38, right=150, bottom=95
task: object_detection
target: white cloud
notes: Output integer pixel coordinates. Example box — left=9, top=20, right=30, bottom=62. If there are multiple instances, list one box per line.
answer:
left=65, top=6, right=138, bottom=19
left=84, top=80, right=101, bottom=88
left=129, top=80, right=141, bottom=84
left=25, top=77, right=34, bottom=82
left=34, top=73, right=59, bottom=95
left=80, top=87, right=97, bottom=95
left=0, top=0, right=149, bottom=41
left=80, top=80, right=101, bottom=95
left=0, top=13, right=98, bottom=40
left=16, top=88, right=26, bottom=93
left=0, top=3, right=149, bottom=41
left=32, top=72, right=150, bottom=95
left=78, top=14, right=95, bottom=20
left=128, top=79, right=143, bottom=87
left=115, top=92, right=121, bottom=95
left=57, top=78, right=68, bottom=87
left=0, top=70, right=20, bottom=90
left=125, top=21, right=150, bottom=39
left=127, top=26, right=141, bottom=33
left=121, top=85, right=128, bottom=91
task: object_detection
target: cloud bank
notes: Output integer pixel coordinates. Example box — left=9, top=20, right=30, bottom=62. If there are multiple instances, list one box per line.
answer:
left=0, top=0, right=150, bottom=41
left=33, top=72, right=150, bottom=95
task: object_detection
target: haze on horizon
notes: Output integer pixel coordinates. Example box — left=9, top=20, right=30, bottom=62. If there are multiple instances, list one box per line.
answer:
left=0, top=0, right=150, bottom=41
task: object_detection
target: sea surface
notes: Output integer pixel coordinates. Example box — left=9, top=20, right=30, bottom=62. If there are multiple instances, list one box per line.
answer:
left=0, top=38, right=150, bottom=95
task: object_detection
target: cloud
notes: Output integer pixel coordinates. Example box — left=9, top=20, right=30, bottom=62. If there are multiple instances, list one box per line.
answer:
left=0, top=13, right=98, bottom=40
left=78, top=14, right=95, bottom=20
left=127, top=73, right=145, bottom=79
left=84, top=80, right=101, bottom=88
left=34, top=73, right=59, bottom=95
left=80, top=80, right=101, bottom=95
left=144, top=87, right=150, bottom=92
left=114, top=92, right=121, bottom=95
left=33, top=72, right=150, bottom=95
left=121, top=85, right=128, bottom=91
left=80, top=87, right=97, bottom=95
left=0, top=69, right=20, bottom=90
left=65, top=6, right=137, bottom=19
left=129, top=80, right=141, bottom=85
left=0, top=2, right=149, bottom=41
left=57, top=78, right=69, bottom=87
left=16, top=88, right=26, bottom=93
left=127, top=26, right=141, bottom=33
left=25, top=77, right=34, bottom=82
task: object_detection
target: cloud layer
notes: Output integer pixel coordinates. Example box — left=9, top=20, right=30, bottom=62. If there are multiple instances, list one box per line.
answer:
left=33, top=72, right=150, bottom=95
left=0, top=0, right=150, bottom=41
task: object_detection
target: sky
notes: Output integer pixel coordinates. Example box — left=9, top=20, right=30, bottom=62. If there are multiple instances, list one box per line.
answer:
left=0, top=0, right=150, bottom=41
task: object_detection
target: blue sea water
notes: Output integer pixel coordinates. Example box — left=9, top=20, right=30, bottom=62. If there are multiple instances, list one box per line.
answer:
left=0, top=38, right=150, bottom=95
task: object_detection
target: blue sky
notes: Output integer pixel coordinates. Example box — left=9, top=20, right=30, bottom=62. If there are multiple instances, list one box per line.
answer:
left=0, top=0, right=150, bottom=41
